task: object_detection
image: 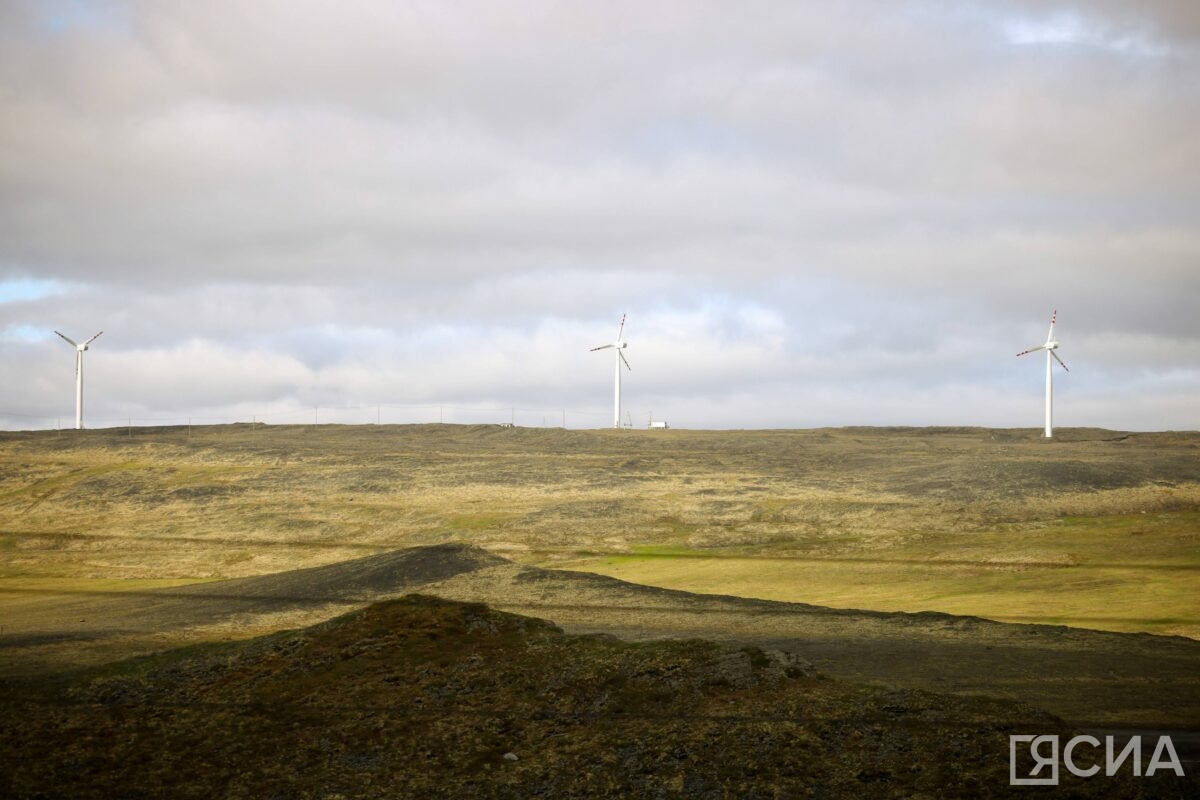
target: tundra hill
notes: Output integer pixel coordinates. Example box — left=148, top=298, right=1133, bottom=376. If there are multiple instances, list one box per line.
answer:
left=5, top=545, right=1199, bottom=731
left=2, top=595, right=1188, bottom=799
left=2, top=424, right=1197, bottom=638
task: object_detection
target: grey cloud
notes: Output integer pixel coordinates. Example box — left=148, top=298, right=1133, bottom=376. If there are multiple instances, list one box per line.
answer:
left=0, top=1, right=1196, bottom=430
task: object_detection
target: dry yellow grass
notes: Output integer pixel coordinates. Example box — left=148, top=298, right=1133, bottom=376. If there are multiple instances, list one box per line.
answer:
left=1, top=423, right=1197, bottom=638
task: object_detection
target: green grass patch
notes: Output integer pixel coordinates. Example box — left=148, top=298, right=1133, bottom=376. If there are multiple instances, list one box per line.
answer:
left=566, top=512, right=1200, bottom=638
left=445, top=512, right=520, bottom=531
left=1060, top=509, right=1200, bottom=536
left=627, top=544, right=707, bottom=558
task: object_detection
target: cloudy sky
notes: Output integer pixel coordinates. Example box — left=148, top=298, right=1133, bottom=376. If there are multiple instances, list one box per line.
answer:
left=1, top=1, right=1197, bottom=430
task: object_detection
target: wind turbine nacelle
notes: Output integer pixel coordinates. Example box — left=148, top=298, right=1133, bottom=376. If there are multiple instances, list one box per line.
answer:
left=618, top=341, right=628, bottom=349
left=1046, top=340, right=1058, bottom=350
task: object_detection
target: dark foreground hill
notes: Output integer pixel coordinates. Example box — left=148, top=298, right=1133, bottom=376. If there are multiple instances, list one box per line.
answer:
left=6, top=545, right=1199, bottom=734
left=3, top=595, right=1190, bottom=799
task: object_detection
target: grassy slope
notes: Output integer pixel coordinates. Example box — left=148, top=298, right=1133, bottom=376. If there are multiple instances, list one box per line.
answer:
left=564, top=511, right=1200, bottom=635
left=1, top=424, right=1196, bottom=639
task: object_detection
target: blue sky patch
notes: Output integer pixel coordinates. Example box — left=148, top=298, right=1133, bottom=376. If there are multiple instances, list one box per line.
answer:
left=0, top=278, right=65, bottom=304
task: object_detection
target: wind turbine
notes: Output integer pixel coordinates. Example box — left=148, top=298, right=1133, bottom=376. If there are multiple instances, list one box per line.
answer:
left=1016, top=310, right=1068, bottom=438
left=590, top=313, right=630, bottom=429
left=55, top=330, right=103, bottom=430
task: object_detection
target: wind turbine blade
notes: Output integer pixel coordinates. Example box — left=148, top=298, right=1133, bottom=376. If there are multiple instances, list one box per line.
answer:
left=619, top=350, right=631, bottom=371
left=84, top=331, right=104, bottom=346
left=590, top=344, right=614, bottom=351
left=1016, top=345, right=1046, bottom=357
left=616, top=312, right=626, bottom=342
left=1046, top=309, right=1057, bottom=342
left=54, top=331, right=77, bottom=346
left=1051, top=350, right=1069, bottom=372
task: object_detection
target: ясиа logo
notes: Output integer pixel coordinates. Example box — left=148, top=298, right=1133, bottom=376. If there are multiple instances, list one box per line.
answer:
left=1010, top=734, right=1185, bottom=786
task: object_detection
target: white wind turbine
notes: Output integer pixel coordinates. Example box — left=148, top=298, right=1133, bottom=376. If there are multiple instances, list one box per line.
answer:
left=590, top=313, right=630, bottom=429
left=55, top=330, right=103, bottom=430
left=1016, top=310, right=1068, bottom=438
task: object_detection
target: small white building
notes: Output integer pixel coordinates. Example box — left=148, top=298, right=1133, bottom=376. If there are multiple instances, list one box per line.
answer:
left=648, top=421, right=669, bottom=429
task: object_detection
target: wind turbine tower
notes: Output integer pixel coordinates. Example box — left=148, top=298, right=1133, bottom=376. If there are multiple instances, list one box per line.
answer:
left=590, top=313, right=630, bottom=429
left=55, top=330, right=103, bottom=430
left=1016, top=310, right=1068, bottom=438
